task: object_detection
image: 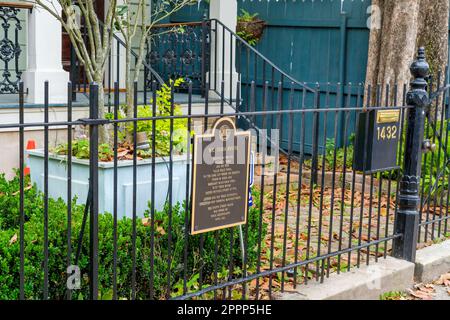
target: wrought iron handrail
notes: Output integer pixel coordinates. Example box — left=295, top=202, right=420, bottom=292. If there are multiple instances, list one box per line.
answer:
left=151, top=21, right=204, bottom=28
left=0, top=2, right=33, bottom=10
left=70, top=19, right=165, bottom=99
left=210, top=18, right=316, bottom=94
left=143, top=18, right=317, bottom=97
left=199, top=18, right=319, bottom=162
left=110, top=28, right=164, bottom=85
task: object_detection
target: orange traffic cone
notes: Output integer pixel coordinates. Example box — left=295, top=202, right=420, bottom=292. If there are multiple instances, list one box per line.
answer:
left=24, top=139, right=36, bottom=176
left=27, top=140, right=36, bottom=150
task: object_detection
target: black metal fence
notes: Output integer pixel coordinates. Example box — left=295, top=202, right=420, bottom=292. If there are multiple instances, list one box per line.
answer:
left=418, top=71, right=450, bottom=244
left=0, top=45, right=449, bottom=300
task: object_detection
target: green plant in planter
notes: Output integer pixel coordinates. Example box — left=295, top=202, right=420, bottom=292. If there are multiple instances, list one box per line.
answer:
left=53, top=139, right=114, bottom=162
left=129, top=78, right=192, bottom=157
left=56, top=78, right=190, bottom=160
left=237, top=9, right=265, bottom=47
left=239, top=9, right=259, bottom=22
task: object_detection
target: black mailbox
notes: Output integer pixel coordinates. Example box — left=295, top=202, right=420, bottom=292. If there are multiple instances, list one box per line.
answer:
left=354, top=109, right=401, bottom=173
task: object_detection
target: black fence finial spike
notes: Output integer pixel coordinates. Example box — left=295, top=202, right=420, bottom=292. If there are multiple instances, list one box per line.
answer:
left=418, top=47, right=425, bottom=59
left=410, top=47, right=429, bottom=81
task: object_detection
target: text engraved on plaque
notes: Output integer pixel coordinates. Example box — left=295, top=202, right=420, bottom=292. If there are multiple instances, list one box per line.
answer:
left=191, top=117, right=251, bottom=235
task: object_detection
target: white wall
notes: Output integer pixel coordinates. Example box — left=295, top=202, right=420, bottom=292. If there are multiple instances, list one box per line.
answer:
left=22, top=2, right=69, bottom=104
left=209, top=0, right=239, bottom=102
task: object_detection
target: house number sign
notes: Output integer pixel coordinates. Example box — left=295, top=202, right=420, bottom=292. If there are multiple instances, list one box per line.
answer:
left=191, top=117, right=251, bottom=235
left=354, top=109, right=401, bottom=173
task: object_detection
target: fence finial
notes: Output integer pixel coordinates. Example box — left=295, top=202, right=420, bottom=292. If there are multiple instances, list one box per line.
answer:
left=410, top=47, right=429, bottom=85
left=407, top=47, right=430, bottom=107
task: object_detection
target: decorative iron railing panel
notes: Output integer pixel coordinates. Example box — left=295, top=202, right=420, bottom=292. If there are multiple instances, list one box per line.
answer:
left=0, top=4, right=28, bottom=94
left=146, top=21, right=210, bottom=94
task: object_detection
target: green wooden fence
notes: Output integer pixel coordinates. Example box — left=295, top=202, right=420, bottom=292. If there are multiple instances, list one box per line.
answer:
left=236, top=0, right=371, bottom=151
left=170, top=0, right=372, bottom=151
left=172, top=0, right=371, bottom=83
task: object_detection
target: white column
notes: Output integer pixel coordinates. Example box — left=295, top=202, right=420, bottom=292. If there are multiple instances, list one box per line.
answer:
left=23, top=3, right=69, bottom=104
left=209, top=0, right=239, bottom=102
left=105, top=35, right=127, bottom=90
left=209, top=0, right=237, bottom=32
left=104, top=0, right=126, bottom=90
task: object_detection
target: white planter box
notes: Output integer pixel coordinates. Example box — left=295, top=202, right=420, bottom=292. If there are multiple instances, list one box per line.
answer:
left=27, top=149, right=190, bottom=218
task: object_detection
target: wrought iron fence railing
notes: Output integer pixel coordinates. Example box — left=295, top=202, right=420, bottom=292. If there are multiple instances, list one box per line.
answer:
left=0, top=45, right=449, bottom=301
left=0, top=2, right=32, bottom=94
left=418, top=71, right=450, bottom=243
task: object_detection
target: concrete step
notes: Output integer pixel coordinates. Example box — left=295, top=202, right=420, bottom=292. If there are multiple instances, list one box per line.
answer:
left=276, top=257, right=415, bottom=300
left=414, top=239, right=450, bottom=283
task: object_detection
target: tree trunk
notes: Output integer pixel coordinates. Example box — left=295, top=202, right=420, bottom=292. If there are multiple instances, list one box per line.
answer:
left=125, top=40, right=134, bottom=119
left=94, top=74, right=110, bottom=145
left=124, top=34, right=146, bottom=143
left=365, top=0, right=449, bottom=107
left=417, top=0, right=449, bottom=88
left=365, top=0, right=421, bottom=106
left=125, top=41, right=135, bottom=143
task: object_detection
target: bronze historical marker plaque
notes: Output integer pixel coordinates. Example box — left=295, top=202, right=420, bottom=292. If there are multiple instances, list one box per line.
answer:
left=191, top=117, right=251, bottom=235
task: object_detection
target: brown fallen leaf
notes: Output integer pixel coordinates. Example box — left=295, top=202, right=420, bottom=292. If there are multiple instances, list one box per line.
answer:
left=435, top=273, right=450, bottom=286
left=299, top=233, right=308, bottom=241
left=9, top=234, right=17, bottom=245
left=419, top=284, right=435, bottom=294
left=141, top=217, right=151, bottom=227
left=117, top=150, right=129, bottom=158
left=361, top=235, right=369, bottom=242
left=156, top=226, right=166, bottom=235
left=408, top=288, right=434, bottom=300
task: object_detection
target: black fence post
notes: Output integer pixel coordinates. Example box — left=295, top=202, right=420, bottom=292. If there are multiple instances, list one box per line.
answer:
left=89, top=82, right=99, bottom=299
left=311, top=84, right=320, bottom=185
left=393, top=47, right=429, bottom=262
left=201, top=17, right=208, bottom=98
left=70, top=44, right=77, bottom=101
